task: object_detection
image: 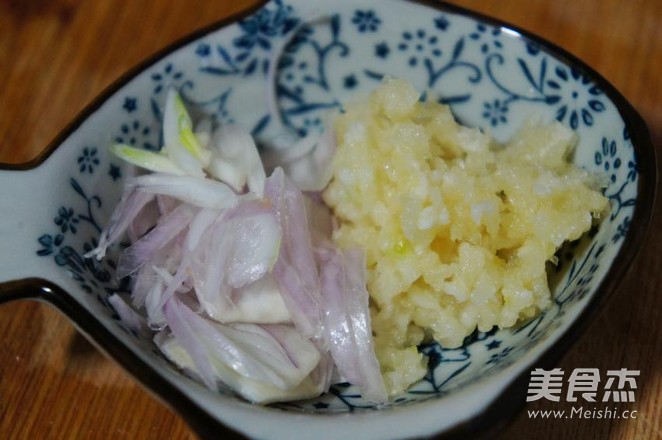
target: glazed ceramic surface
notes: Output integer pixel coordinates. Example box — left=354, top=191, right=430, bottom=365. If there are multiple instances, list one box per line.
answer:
left=0, top=0, right=655, bottom=439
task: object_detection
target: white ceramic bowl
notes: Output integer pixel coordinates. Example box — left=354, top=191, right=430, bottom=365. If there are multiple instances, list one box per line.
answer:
left=0, top=0, right=656, bottom=438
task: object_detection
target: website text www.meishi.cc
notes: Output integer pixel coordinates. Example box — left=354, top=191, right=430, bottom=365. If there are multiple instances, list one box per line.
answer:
left=527, top=406, right=638, bottom=420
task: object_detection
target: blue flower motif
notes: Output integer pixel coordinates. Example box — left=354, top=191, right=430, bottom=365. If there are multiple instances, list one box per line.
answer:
left=115, top=120, right=156, bottom=151
left=284, top=25, right=314, bottom=55
left=195, top=43, right=211, bottom=57
left=546, top=66, right=605, bottom=129
left=352, top=10, right=381, bottom=33
left=109, top=164, right=122, bottom=181
left=36, top=233, right=64, bottom=256
left=398, top=28, right=442, bottom=67
left=486, top=339, right=502, bottom=351
left=343, top=74, right=358, bottom=89
left=482, top=99, right=509, bottom=126
left=469, top=23, right=502, bottom=54
left=233, top=0, right=298, bottom=52
left=54, top=207, right=79, bottom=234
left=486, top=346, right=514, bottom=366
left=298, top=117, right=322, bottom=137
left=274, top=27, right=313, bottom=80
left=594, top=137, right=621, bottom=183
left=151, top=63, right=184, bottom=94
left=77, top=146, right=99, bottom=174
left=626, top=160, right=638, bottom=183
left=375, top=41, right=390, bottom=59
left=526, top=42, right=541, bottom=56
left=122, top=97, right=137, bottom=113
left=434, top=15, right=450, bottom=31
left=280, top=58, right=308, bottom=95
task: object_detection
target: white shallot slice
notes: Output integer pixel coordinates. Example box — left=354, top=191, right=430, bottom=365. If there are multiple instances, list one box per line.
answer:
left=155, top=329, right=325, bottom=404
left=161, top=296, right=322, bottom=402
left=163, top=88, right=211, bottom=172
left=107, top=293, right=149, bottom=337
left=129, top=173, right=238, bottom=209
left=109, top=89, right=211, bottom=178
left=264, top=167, right=323, bottom=339
left=86, top=187, right=154, bottom=260
left=225, top=274, right=291, bottom=324
left=109, top=143, right=186, bottom=176
left=319, top=246, right=388, bottom=404
left=223, top=200, right=282, bottom=288
left=208, top=124, right=267, bottom=197
left=278, top=129, right=337, bottom=192
left=126, top=197, right=161, bottom=243
left=117, top=203, right=197, bottom=279
left=189, top=200, right=282, bottom=322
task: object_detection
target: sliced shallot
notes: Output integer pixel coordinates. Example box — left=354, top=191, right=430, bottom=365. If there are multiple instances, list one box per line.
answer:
left=319, top=246, right=388, bottom=404
left=162, top=296, right=321, bottom=402
left=264, top=167, right=323, bottom=339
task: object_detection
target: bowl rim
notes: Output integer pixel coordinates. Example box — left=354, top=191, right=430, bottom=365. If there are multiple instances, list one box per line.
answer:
left=0, top=0, right=657, bottom=438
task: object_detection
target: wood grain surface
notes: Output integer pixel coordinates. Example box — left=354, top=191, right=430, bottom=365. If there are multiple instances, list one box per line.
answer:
left=1, top=0, right=660, bottom=439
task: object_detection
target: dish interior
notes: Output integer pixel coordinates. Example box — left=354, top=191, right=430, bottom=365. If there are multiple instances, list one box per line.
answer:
left=33, top=0, right=640, bottom=412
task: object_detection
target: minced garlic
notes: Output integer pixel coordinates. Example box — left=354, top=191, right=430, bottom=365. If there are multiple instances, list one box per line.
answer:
left=323, top=78, right=608, bottom=396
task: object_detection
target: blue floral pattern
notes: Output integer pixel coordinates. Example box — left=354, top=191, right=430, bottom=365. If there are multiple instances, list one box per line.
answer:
left=37, top=172, right=121, bottom=295
left=54, top=207, right=79, bottom=234
left=114, top=120, right=157, bottom=151
left=77, top=147, right=99, bottom=174
left=33, top=0, right=642, bottom=415
left=482, top=99, right=509, bottom=126
left=122, top=97, right=137, bottom=113
left=469, top=23, right=503, bottom=54
left=352, top=10, right=381, bottom=33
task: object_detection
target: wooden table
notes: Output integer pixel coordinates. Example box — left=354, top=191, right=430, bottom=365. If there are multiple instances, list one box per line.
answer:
left=1, top=0, right=660, bottom=438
